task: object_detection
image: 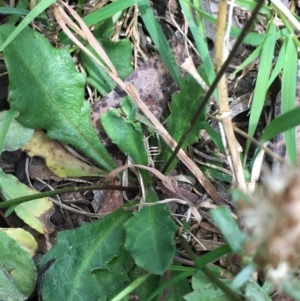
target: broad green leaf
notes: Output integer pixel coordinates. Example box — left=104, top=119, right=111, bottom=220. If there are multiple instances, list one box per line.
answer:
left=184, top=269, right=231, bottom=301
left=40, top=207, right=132, bottom=301
left=0, top=24, right=117, bottom=171
left=81, top=18, right=133, bottom=96
left=0, top=228, right=38, bottom=257
left=0, top=169, right=55, bottom=234
left=101, top=97, right=151, bottom=184
left=0, top=230, right=37, bottom=301
left=0, top=110, right=33, bottom=152
left=137, top=0, right=183, bottom=88
left=161, top=74, right=205, bottom=172
left=245, top=280, right=272, bottom=301
left=125, top=190, right=177, bottom=274
left=261, top=106, right=300, bottom=141
left=246, top=22, right=277, bottom=155
left=281, top=35, right=298, bottom=165
left=210, top=206, right=247, bottom=253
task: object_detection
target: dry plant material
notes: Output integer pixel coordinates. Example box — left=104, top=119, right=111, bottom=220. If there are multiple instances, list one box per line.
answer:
left=239, top=168, right=300, bottom=286
left=214, top=0, right=246, bottom=192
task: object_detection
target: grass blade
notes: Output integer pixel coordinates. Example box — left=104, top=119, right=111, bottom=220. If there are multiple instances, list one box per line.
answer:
left=137, top=0, right=184, bottom=88
left=281, top=35, right=298, bottom=165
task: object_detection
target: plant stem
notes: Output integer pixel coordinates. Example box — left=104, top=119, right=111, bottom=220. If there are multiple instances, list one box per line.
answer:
left=0, top=185, right=138, bottom=208
left=110, top=273, right=152, bottom=301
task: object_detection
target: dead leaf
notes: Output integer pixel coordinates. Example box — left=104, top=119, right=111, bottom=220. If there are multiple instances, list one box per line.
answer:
left=23, top=130, right=107, bottom=178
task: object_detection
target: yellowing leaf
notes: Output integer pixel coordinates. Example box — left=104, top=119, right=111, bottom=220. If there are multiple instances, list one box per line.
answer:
left=0, top=228, right=38, bottom=257
left=23, top=130, right=107, bottom=178
left=0, top=169, right=55, bottom=234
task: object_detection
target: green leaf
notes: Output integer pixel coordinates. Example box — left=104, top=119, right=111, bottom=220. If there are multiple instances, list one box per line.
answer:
left=194, top=244, right=231, bottom=269
left=102, top=97, right=148, bottom=166
left=245, top=280, right=273, bottom=301
left=81, top=18, right=133, bottom=96
left=83, top=0, right=137, bottom=27
left=261, top=106, right=300, bottom=141
left=0, top=169, right=54, bottom=234
left=0, top=230, right=37, bottom=301
left=179, top=0, right=217, bottom=101
left=137, top=0, right=183, bottom=88
left=0, top=110, right=33, bottom=152
left=246, top=22, right=277, bottom=155
left=199, top=122, right=225, bottom=155
left=161, top=74, right=205, bottom=172
left=146, top=270, right=193, bottom=301
left=0, top=24, right=116, bottom=171
left=0, top=0, right=57, bottom=51
left=184, top=269, right=231, bottom=301
left=101, top=97, right=151, bottom=184
left=282, top=279, right=300, bottom=300
left=124, top=190, right=177, bottom=275
left=281, top=35, right=298, bottom=165
left=40, top=207, right=132, bottom=301
left=210, top=206, right=247, bottom=253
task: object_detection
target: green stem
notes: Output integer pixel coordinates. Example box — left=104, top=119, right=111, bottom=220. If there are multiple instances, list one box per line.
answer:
left=110, top=273, right=152, bottom=301
left=0, top=185, right=138, bottom=208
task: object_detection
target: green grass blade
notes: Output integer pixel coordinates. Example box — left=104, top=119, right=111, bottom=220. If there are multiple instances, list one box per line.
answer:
left=246, top=22, right=277, bottom=155
left=145, top=271, right=195, bottom=301
left=0, top=7, right=29, bottom=15
left=179, top=0, right=216, bottom=92
left=0, top=0, right=56, bottom=52
left=137, top=0, right=184, bottom=88
left=83, top=0, right=137, bottom=26
left=267, top=39, right=286, bottom=88
left=262, top=107, right=300, bottom=142
left=231, top=44, right=262, bottom=75
left=281, top=35, right=298, bottom=165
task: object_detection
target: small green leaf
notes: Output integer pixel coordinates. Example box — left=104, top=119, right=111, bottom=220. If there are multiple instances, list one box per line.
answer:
left=245, top=280, right=273, bottom=301
left=0, top=230, right=37, bottom=301
left=199, top=122, right=225, bottom=155
left=101, top=97, right=151, bottom=184
left=0, top=24, right=116, bottom=171
left=40, top=207, right=132, bottom=301
left=161, top=74, right=205, bottom=172
left=0, top=110, right=33, bottom=152
left=81, top=18, right=133, bottom=96
left=210, top=206, right=247, bottom=253
left=184, top=269, right=231, bottom=301
left=125, top=190, right=177, bottom=275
